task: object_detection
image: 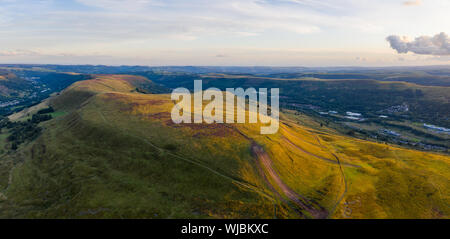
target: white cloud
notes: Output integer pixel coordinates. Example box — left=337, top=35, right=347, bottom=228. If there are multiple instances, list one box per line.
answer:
left=0, top=49, right=41, bottom=56
left=386, top=32, right=450, bottom=55
left=75, top=0, right=166, bottom=11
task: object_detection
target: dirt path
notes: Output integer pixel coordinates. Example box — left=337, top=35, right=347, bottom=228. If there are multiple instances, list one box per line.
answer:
left=96, top=110, right=276, bottom=203
left=251, top=142, right=328, bottom=219
left=0, top=192, right=6, bottom=200
left=282, top=125, right=360, bottom=168
left=283, top=137, right=360, bottom=168
left=0, top=162, right=20, bottom=201
left=312, top=135, right=348, bottom=218
left=96, top=106, right=339, bottom=218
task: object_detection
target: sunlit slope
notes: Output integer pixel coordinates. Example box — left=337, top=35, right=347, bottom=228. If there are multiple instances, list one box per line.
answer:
left=1, top=75, right=448, bottom=219
left=0, top=75, right=280, bottom=218
left=246, top=120, right=449, bottom=218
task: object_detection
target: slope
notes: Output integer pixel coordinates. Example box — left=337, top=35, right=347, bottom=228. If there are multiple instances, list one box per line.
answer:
left=0, top=74, right=448, bottom=219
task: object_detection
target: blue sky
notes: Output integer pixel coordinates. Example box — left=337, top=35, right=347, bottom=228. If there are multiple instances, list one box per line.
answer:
left=0, top=0, right=449, bottom=66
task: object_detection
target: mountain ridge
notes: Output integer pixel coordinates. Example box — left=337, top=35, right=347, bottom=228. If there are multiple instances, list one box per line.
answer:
left=0, top=74, right=448, bottom=218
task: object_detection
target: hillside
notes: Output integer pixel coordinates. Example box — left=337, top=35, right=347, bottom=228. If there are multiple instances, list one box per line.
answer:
left=134, top=71, right=449, bottom=152
left=4, top=65, right=450, bottom=86
left=0, top=67, right=90, bottom=116
left=0, top=75, right=448, bottom=218
left=133, top=71, right=450, bottom=127
left=0, top=70, right=33, bottom=98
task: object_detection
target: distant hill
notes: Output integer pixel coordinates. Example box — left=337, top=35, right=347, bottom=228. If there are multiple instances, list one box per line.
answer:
left=0, top=68, right=90, bottom=116
left=0, top=70, right=33, bottom=98
left=2, top=64, right=450, bottom=86
left=136, top=71, right=450, bottom=128
left=0, top=75, right=448, bottom=218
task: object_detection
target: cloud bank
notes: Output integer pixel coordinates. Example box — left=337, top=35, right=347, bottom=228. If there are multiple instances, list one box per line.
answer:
left=0, top=49, right=40, bottom=57
left=0, top=0, right=449, bottom=66
left=403, top=0, right=422, bottom=6
left=386, top=32, right=450, bottom=56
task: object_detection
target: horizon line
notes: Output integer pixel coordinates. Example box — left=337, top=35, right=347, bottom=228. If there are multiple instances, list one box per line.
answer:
left=0, top=63, right=449, bottom=69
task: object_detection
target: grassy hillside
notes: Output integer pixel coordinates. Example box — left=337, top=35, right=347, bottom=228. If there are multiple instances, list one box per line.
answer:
left=135, top=71, right=449, bottom=128
left=0, top=75, right=448, bottom=218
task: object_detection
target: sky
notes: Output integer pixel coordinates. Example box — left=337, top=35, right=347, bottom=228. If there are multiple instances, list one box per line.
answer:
left=0, top=0, right=449, bottom=66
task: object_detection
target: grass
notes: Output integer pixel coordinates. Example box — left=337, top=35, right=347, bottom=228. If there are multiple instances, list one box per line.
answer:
left=49, top=111, right=67, bottom=118
left=0, top=74, right=448, bottom=218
